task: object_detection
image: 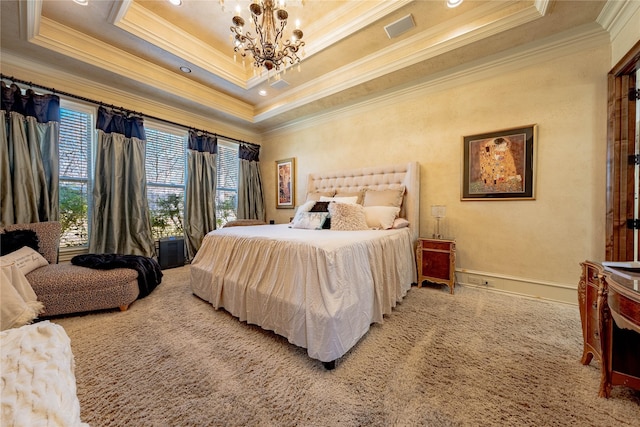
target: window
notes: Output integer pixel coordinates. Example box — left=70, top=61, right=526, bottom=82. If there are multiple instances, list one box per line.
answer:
left=145, top=123, right=187, bottom=239
left=58, top=100, right=241, bottom=247
left=58, top=101, right=94, bottom=248
left=216, top=139, right=239, bottom=227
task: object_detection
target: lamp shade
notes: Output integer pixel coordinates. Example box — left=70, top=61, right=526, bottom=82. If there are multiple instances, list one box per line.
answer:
left=431, top=205, right=446, bottom=218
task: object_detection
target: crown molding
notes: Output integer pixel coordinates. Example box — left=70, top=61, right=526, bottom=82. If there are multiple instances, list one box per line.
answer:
left=0, top=52, right=260, bottom=143
left=255, top=1, right=545, bottom=122
left=107, top=0, right=132, bottom=24
left=26, top=16, right=255, bottom=122
left=597, top=0, right=640, bottom=41
left=534, top=0, right=552, bottom=16
left=19, top=0, right=42, bottom=40
left=263, top=22, right=608, bottom=136
left=109, top=0, right=410, bottom=90
left=112, top=0, right=250, bottom=87
left=303, top=0, right=412, bottom=58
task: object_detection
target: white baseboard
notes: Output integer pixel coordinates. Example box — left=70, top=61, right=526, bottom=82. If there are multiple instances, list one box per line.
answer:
left=455, top=269, right=578, bottom=306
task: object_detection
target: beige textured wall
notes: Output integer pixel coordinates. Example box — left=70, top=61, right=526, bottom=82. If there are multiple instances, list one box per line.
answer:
left=261, top=39, right=610, bottom=300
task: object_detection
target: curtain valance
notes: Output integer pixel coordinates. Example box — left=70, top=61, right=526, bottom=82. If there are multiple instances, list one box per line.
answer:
left=188, top=131, right=218, bottom=154
left=96, top=106, right=146, bottom=139
left=239, top=143, right=260, bottom=161
left=1, top=82, right=60, bottom=124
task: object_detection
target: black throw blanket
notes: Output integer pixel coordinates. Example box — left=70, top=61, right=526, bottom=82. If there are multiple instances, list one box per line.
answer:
left=71, top=254, right=163, bottom=299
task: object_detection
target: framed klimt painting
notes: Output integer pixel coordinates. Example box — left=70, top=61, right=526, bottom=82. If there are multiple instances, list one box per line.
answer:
left=276, top=157, right=295, bottom=209
left=461, top=125, right=537, bottom=200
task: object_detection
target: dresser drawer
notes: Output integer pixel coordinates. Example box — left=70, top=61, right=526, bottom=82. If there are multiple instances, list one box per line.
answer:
left=585, top=263, right=601, bottom=287
left=420, top=240, right=454, bottom=251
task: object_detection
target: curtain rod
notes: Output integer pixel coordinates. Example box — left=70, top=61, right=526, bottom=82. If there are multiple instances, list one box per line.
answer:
left=0, top=74, right=260, bottom=149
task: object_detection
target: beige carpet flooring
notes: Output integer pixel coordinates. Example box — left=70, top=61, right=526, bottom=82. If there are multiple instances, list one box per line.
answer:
left=53, top=265, right=639, bottom=426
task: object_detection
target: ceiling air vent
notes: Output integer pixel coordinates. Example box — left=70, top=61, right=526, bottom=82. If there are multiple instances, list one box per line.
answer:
left=384, top=14, right=415, bottom=39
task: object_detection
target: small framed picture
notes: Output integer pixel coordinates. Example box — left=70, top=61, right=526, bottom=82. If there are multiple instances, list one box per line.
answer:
left=276, top=157, right=295, bottom=209
left=462, top=125, right=537, bottom=200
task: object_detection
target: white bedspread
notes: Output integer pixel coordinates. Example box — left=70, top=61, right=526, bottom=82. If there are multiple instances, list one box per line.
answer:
left=190, top=224, right=415, bottom=362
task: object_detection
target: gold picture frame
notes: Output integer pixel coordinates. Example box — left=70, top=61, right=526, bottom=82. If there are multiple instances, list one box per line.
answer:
left=462, top=125, right=537, bottom=200
left=276, top=157, right=295, bottom=209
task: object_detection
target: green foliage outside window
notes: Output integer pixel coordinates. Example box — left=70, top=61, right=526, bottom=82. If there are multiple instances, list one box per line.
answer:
left=216, top=195, right=237, bottom=228
left=59, top=185, right=88, bottom=247
left=150, top=193, right=184, bottom=240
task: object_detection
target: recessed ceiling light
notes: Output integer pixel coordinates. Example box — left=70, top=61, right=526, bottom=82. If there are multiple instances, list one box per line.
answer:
left=446, top=0, right=463, bottom=8
left=180, top=66, right=192, bottom=73
left=169, top=0, right=182, bottom=6
left=73, top=0, right=89, bottom=5
left=258, top=90, right=267, bottom=96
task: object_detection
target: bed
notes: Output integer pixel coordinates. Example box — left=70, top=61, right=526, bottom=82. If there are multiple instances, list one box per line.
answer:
left=190, top=162, right=420, bottom=368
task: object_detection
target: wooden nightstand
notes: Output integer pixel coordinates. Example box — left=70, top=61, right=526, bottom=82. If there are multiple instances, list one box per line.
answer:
left=416, top=238, right=456, bottom=294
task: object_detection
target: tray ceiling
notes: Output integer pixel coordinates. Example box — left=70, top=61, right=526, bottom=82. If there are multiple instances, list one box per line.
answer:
left=0, top=0, right=609, bottom=132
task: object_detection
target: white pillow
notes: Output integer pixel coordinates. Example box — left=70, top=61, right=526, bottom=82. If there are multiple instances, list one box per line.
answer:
left=0, top=247, right=49, bottom=275
left=319, top=196, right=359, bottom=205
left=328, top=202, right=368, bottom=231
left=291, top=212, right=329, bottom=230
left=363, top=206, right=401, bottom=230
left=392, top=217, right=410, bottom=229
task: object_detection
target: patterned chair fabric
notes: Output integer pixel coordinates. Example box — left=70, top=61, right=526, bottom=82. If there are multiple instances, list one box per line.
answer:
left=0, top=222, right=140, bottom=317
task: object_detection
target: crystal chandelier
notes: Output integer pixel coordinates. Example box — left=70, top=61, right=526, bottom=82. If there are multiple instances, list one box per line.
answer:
left=230, top=0, right=304, bottom=72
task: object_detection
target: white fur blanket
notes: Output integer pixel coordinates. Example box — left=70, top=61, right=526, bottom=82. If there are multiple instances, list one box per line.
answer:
left=1, top=321, right=88, bottom=426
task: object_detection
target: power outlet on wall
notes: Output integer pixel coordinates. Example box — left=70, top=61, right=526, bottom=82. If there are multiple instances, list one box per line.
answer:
left=468, top=276, right=490, bottom=286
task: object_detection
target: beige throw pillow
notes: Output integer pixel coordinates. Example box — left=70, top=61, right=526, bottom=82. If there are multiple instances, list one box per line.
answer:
left=0, top=247, right=49, bottom=275
left=363, top=206, right=400, bottom=230
left=363, top=187, right=405, bottom=208
left=328, top=202, right=368, bottom=231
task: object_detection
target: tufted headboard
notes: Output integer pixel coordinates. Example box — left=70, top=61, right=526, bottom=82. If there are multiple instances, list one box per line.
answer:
left=306, top=162, right=420, bottom=243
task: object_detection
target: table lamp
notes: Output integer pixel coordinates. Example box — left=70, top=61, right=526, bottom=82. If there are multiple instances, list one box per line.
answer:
left=431, top=205, right=446, bottom=239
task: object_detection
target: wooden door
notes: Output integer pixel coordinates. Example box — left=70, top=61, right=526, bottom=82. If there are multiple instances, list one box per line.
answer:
left=606, top=41, right=640, bottom=262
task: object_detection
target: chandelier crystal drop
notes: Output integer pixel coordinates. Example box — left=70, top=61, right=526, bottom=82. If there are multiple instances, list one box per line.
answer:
left=230, top=0, right=304, bottom=72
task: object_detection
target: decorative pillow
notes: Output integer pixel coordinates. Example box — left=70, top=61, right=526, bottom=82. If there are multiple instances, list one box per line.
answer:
left=392, top=217, right=410, bottom=229
left=328, top=202, right=368, bottom=231
left=305, top=191, right=335, bottom=202
left=0, top=246, right=49, bottom=275
left=334, top=190, right=365, bottom=205
left=291, top=200, right=316, bottom=224
left=363, top=187, right=405, bottom=208
left=0, top=230, right=40, bottom=256
left=291, top=212, right=329, bottom=230
left=320, top=196, right=359, bottom=204
left=309, top=202, right=331, bottom=229
left=309, top=201, right=330, bottom=212
left=363, top=206, right=401, bottom=230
